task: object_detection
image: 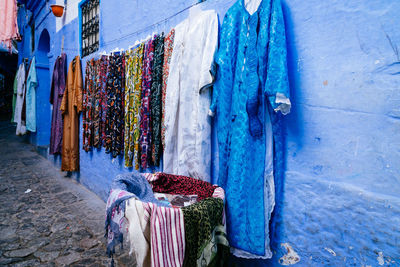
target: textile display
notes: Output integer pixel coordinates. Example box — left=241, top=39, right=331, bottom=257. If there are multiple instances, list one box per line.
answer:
left=60, top=56, right=83, bottom=172
left=25, top=57, right=37, bottom=132
left=13, top=63, right=26, bottom=135
left=0, top=0, right=20, bottom=51
left=124, top=44, right=144, bottom=169
left=163, top=10, right=218, bottom=183
left=210, top=0, right=291, bottom=258
left=50, top=53, right=67, bottom=155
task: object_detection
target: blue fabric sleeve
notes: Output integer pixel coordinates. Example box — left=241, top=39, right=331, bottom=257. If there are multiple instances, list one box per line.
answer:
left=264, top=0, right=291, bottom=114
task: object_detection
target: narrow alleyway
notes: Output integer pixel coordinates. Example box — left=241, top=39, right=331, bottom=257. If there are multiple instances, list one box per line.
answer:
left=0, top=121, right=135, bottom=266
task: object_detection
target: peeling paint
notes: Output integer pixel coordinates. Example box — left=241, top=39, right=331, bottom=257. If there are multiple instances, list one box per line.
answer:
left=377, top=252, right=384, bottom=265
left=324, top=247, right=336, bottom=256
left=279, top=243, right=300, bottom=265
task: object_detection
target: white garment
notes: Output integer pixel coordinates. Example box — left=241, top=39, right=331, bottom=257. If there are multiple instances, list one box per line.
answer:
left=125, top=198, right=186, bottom=267
left=13, top=63, right=26, bottom=135
left=163, top=10, right=219, bottom=182
left=126, top=199, right=151, bottom=267
left=244, top=0, right=262, bottom=15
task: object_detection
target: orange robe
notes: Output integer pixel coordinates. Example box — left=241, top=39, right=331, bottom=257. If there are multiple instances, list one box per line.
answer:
left=60, top=56, right=82, bottom=171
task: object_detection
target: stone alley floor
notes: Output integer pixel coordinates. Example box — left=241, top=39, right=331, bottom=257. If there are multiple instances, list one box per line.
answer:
left=0, top=121, right=135, bottom=267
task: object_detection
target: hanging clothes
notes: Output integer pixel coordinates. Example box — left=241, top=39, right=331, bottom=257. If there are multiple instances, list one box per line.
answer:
left=161, top=29, right=175, bottom=149
left=0, top=0, right=20, bottom=51
left=25, top=57, right=37, bottom=132
left=210, top=0, right=291, bottom=257
left=163, top=10, right=218, bottom=182
left=124, top=44, right=144, bottom=169
left=150, top=34, right=164, bottom=166
left=93, top=58, right=102, bottom=148
left=11, top=67, right=18, bottom=123
left=21, top=60, right=31, bottom=133
left=99, top=55, right=109, bottom=147
left=13, top=62, right=26, bottom=135
left=60, top=56, right=83, bottom=172
left=83, top=59, right=95, bottom=152
left=140, top=38, right=155, bottom=169
left=105, top=53, right=125, bottom=158
left=49, top=53, right=67, bottom=155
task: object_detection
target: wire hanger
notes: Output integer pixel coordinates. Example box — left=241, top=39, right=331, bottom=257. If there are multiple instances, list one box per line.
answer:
left=61, top=35, right=65, bottom=54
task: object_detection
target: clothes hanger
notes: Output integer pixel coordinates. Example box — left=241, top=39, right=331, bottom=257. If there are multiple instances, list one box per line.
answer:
left=61, top=35, right=65, bottom=54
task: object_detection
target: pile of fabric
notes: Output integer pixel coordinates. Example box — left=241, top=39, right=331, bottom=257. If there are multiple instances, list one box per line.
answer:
left=105, top=172, right=229, bottom=267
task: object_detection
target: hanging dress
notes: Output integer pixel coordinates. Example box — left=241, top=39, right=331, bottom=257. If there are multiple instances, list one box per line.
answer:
left=13, top=62, right=26, bottom=135
left=60, top=56, right=83, bottom=172
left=163, top=10, right=219, bottom=182
left=210, top=0, right=291, bottom=257
left=25, top=57, right=37, bottom=132
left=0, top=0, right=20, bottom=51
left=49, top=53, right=66, bottom=155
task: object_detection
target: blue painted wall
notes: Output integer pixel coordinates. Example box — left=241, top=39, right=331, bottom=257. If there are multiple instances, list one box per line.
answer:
left=17, top=0, right=400, bottom=266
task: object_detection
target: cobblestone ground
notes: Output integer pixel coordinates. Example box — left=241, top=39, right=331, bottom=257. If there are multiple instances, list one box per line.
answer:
left=0, top=122, right=136, bottom=266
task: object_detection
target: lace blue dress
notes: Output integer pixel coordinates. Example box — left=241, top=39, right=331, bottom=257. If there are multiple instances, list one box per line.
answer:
left=210, top=0, right=291, bottom=256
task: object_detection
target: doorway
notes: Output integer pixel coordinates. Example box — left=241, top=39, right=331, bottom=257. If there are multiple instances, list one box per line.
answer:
left=34, top=29, right=51, bottom=147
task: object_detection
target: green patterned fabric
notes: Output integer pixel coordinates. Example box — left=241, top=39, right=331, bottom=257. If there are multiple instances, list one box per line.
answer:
left=182, top=197, right=224, bottom=267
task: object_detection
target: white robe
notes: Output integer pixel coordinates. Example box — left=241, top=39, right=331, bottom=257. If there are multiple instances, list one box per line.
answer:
left=163, top=10, right=218, bottom=182
left=13, top=63, right=26, bottom=136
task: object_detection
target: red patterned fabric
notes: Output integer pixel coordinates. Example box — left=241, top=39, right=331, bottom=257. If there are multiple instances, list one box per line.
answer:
left=140, top=37, right=155, bottom=168
left=149, top=173, right=217, bottom=201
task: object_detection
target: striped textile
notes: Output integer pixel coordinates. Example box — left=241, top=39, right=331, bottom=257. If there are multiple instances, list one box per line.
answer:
left=142, top=202, right=185, bottom=267
left=137, top=172, right=225, bottom=267
left=143, top=172, right=157, bottom=182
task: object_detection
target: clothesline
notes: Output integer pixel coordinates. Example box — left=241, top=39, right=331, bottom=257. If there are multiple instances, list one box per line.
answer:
left=100, top=1, right=201, bottom=47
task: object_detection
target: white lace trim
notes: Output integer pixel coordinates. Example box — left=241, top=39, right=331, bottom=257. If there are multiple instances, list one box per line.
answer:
left=274, top=92, right=291, bottom=115
left=231, top=246, right=273, bottom=259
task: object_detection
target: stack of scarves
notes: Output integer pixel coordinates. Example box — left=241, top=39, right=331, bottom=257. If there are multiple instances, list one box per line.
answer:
left=82, top=29, right=175, bottom=170
left=105, top=172, right=167, bottom=266
left=105, top=172, right=229, bottom=267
